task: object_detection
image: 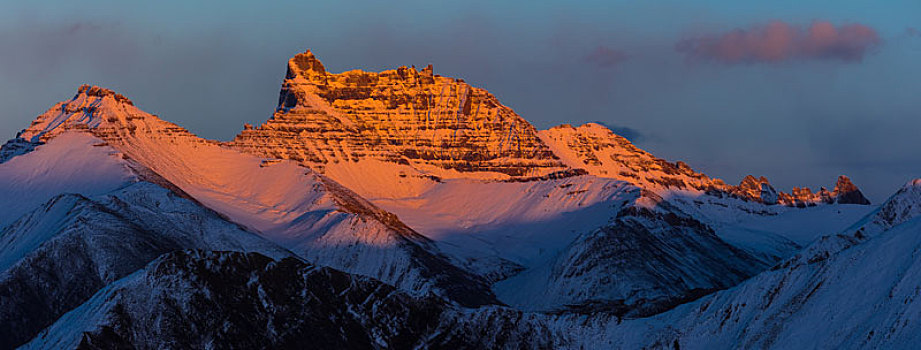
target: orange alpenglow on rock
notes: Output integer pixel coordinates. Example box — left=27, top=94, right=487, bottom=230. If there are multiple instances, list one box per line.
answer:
left=231, top=50, right=567, bottom=178
left=227, top=50, right=871, bottom=207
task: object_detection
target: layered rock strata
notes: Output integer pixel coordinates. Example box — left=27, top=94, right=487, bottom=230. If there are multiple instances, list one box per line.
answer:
left=231, top=51, right=568, bottom=178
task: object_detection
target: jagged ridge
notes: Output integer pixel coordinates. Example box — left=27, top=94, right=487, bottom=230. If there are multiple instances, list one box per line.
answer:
left=540, top=123, right=871, bottom=206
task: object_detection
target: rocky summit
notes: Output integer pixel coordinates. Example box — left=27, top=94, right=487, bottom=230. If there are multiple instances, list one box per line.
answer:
left=231, top=50, right=567, bottom=178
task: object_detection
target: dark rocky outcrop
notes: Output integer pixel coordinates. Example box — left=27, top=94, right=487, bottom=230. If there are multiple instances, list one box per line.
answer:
left=834, top=175, right=871, bottom=205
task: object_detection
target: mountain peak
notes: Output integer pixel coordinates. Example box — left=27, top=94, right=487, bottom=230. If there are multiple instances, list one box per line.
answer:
left=14, top=85, right=195, bottom=146
left=234, top=49, right=567, bottom=178
left=287, top=50, right=327, bottom=80
left=834, top=175, right=871, bottom=205
left=74, top=84, right=134, bottom=106
left=868, top=178, right=921, bottom=231
left=19, top=85, right=136, bottom=143
left=733, top=175, right=778, bottom=204
left=771, top=175, right=871, bottom=206
left=539, top=122, right=729, bottom=193
left=835, top=175, right=857, bottom=191
left=907, top=178, right=921, bottom=189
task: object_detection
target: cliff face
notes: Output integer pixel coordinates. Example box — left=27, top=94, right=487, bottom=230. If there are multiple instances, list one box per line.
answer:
left=231, top=51, right=567, bottom=178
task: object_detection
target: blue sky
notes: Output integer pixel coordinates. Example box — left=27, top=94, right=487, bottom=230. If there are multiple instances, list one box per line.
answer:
left=1, top=0, right=919, bottom=200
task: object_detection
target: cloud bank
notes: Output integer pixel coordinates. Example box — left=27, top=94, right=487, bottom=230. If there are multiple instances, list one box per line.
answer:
left=677, top=21, right=881, bottom=64
left=584, top=46, right=628, bottom=68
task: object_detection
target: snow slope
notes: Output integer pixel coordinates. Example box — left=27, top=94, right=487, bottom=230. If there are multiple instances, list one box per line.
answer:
left=493, top=196, right=764, bottom=314
left=0, top=132, right=135, bottom=227
left=670, top=217, right=921, bottom=348
left=550, top=179, right=921, bottom=349
left=2, top=85, right=497, bottom=306
left=639, top=180, right=921, bottom=349
left=368, top=168, right=870, bottom=313
left=663, top=194, right=875, bottom=264
left=0, top=181, right=292, bottom=349
left=373, top=175, right=637, bottom=278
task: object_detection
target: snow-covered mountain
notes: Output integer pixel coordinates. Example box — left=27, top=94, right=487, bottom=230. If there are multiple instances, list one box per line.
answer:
left=494, top=199, right=764, bottom=315
left=24, top=250, right=450, bottom=349
left=0, top=50, right=900, bottom=349
left=0, top=172, right=291, bottom=347
left=1, top=85, right=497, bottom=308
left=223, top=51, right=876, bottom=314
left=568, top=179, right=921, bottom=349
left=22, top=250, right=569, bottom=349
left=22, top=181, right=921, bottom=349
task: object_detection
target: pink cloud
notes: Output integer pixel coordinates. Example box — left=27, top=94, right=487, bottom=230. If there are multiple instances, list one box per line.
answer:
left=677, top=21, right=882, bottom=64
left=584, top=46, right=629, bottom=68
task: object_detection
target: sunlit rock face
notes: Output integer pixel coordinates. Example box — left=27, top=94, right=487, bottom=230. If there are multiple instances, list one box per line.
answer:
left=225, top=50, right=870, bottom=206
left=539, top=123, right=730, bottom=192
left=231, top=51, right=568, bottom=178
left=832, top=175, right=872, bottom=205
left=731, top=175, right=779, bottom=205
left=775, top=175, right=871, bottom=207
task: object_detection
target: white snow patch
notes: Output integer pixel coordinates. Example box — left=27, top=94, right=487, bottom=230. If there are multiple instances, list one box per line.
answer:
left=0, top=132, right=135, bottom=228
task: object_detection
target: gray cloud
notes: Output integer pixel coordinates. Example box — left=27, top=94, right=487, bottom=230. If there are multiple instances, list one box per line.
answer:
left=584, top=46, right=629, bottom=68
left=0, top=20, right=139, bottom=79
left=677, top=21, right=882, bottom=64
